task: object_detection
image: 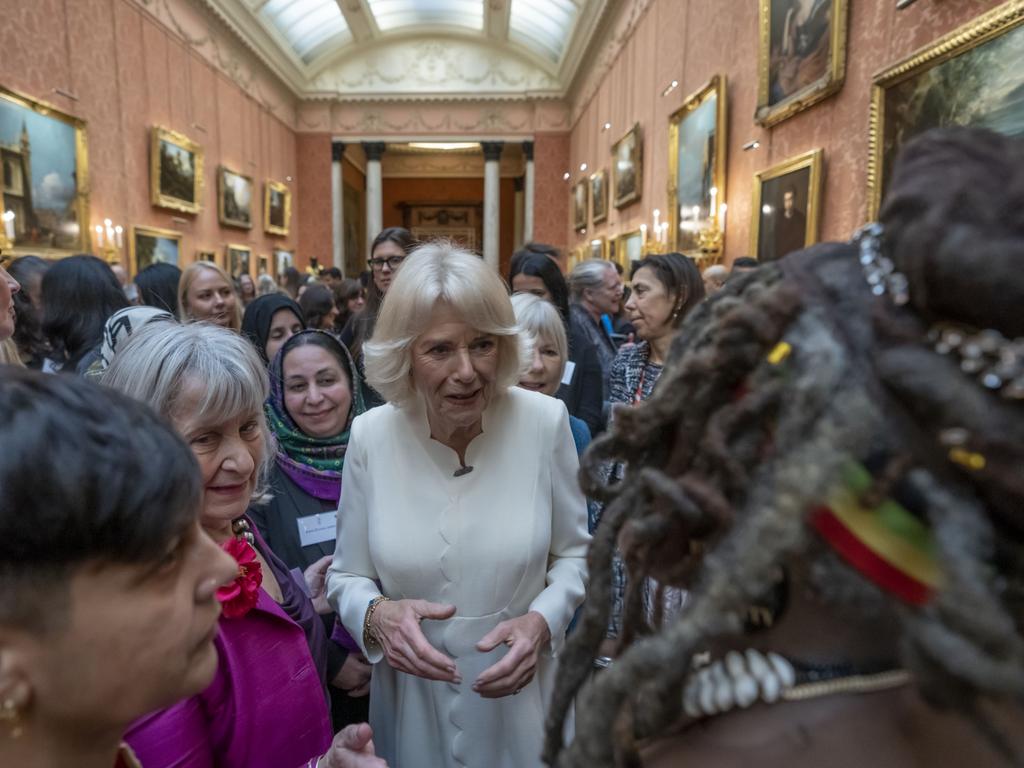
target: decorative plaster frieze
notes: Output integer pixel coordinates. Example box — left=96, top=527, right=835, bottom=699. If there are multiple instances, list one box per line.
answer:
left=307, top=37, right=560, bottom=101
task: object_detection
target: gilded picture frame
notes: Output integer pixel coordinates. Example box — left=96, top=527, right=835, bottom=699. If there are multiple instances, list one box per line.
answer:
left=572, top=179, right=588, bottom=231
left=669, top=75, right=728, bottom=256
left=588, top=236, right=608, bottom=261
left=750, top=148, right=824, bottom=262
left=612, top=123, right=643, bottom=208
left=0, top=85, right=90, bottom=254
left=614, top=228, right=645, bottom=271
left=275, top=247, right=294, bottom=278
left=196, top=250, right=217, bottom=264
left=226, top=243, right=252, bottom=278
left=264, top=180, right=291, bottom=237
left=218, top=166, right=254, bottom=229
left=150, top=126, right=202, bottom=215
left=756, top=0, right=849, bottom=127
left=866, top=1, right=1024, bottom=218
left=589, top=170, right=608, bottom=224
left=130, top=225, right=182, bottom=275
left=257, top=254, right=269, bottom=275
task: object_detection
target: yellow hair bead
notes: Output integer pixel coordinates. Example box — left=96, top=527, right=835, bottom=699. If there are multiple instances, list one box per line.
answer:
left=767, top=342, right=792, bottom=365
left=948, top=448, right=986, bottom=471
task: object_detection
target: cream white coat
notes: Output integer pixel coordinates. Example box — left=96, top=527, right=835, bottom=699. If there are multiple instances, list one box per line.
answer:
left=326, top=386, right=590, bottom=768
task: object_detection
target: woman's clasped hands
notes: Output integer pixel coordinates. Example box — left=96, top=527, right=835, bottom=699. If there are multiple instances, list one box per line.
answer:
left=369, top=601, right=551, bottom=698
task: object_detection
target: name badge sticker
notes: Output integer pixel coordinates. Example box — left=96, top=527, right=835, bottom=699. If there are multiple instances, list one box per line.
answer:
left=297, top=511, right=338, bottom=548
left=561, top=360, right=577, bottom=386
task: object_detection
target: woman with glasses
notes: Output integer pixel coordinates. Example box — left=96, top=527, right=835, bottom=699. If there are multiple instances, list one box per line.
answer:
left=339, top=227, right=416, bottom=409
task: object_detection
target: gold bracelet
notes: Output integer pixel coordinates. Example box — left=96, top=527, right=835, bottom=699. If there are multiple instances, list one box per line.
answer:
left=363, top=595, right=391, bottom=649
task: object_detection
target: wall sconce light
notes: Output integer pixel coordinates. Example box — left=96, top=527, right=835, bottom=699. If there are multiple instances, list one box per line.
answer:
left=93, top=218, right=124, bottom=264
left=661, top=80, right=679, bottom=97
left=602, top=122, right=611, bottom=132
left=742, top=140, right=761, bottom=151
left=579, top=163, right=588, bottom=172
left=563, top=171, right=571, bottom=181
left=0, top=210, right=16, bottom=251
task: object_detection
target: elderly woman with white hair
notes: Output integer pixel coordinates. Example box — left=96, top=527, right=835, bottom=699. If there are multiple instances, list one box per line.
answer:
left=326, top=243, right=590, bottom=768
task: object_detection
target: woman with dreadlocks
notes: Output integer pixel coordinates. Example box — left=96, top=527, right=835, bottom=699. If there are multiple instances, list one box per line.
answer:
left=543, top=127, right=1024, bottom=767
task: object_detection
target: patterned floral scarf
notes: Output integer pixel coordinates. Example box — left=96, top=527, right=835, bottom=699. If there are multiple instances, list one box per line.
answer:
left=265, top=330, right=366, bottom=502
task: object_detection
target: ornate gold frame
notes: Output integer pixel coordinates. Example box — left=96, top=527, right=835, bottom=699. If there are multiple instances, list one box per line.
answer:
left=226, top=243, right=253, bottom=277
left=0, top=85, right=90, bottom=255
left=263, top=180, right=291, bottom=237
left=587, top=236, right=608, bottom=261
left=612, top=123, right=643, bottom=208
left=668, top=75, right=728, bottom=255
left=196, top=249, right=218, bottom=266
left=749, top=148, right=824, bottom=258
left=218, top=165, right=254, bottom=230
left=572, top=179, right=588, bottom=231
left=589, top=169, right=608, bottom=224
left=129, top=225, right=182, bottom=276
left=756, top=0, right=848, bottom=127
left=614, top=228, right=645, bottom=270
left=866, top=0, right=1024, bottom=218
left=150, top=126, right=202, bottom=215
left=258, top=254, right=269, bottom=275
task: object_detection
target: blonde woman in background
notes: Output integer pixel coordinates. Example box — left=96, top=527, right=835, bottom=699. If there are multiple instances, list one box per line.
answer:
left=178, top=262, right=242, bottom=332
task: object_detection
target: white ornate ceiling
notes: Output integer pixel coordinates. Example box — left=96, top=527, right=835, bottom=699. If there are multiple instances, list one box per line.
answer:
left=201, top=0, right=609, bottom=101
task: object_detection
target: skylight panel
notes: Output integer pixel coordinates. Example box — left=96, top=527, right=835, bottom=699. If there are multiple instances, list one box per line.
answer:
left=367, top=0, right=484, bottom=32
left=260, top=0, right=352, bottom=63
left=509, top=0, right=578, bottom=62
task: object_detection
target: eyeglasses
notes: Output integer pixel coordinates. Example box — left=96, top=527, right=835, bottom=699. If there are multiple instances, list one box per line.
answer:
left=367, top=255, right=405, bottom=271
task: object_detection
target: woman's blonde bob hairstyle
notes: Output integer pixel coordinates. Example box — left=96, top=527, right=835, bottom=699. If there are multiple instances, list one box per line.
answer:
left=364, top=241, right=528, bottom=406
left=100, top=321, right=273, bottom=498
left=178, top=261, right=243, bottom=332
left=510, top=292, right=568, bottom=380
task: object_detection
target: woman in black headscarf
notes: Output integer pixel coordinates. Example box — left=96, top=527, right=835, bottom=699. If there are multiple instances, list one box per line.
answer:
left=241, top=293, right=306, bottom=365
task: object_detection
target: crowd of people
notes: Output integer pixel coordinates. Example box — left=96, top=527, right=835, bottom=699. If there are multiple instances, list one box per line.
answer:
left=1, top=127, right=1023, bottom=768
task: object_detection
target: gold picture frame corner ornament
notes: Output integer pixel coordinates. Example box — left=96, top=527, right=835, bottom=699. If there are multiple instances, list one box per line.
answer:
left=149, top=125, right=203, bottom=215
left=865, top=0, right=1024, bottom=219
left=755, top=0, right=849, bottom=128
left=749, top=147, right=825, bottom=258
left=263, top=179, right=292, bottom=237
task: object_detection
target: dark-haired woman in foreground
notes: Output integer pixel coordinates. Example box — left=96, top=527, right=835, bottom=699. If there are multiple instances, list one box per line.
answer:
left=545, top=129, right=1024, bottom=768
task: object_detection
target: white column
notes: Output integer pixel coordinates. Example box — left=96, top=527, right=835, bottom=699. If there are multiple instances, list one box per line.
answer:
left=481, top=141, right=503, bottom=270
left=331, top=142, right=345, bottom=275
left=363, top=142, right=385, bottom=259
left=513, top=176, right=524, bottom=252
left=522, top=140, right=535, bottom=245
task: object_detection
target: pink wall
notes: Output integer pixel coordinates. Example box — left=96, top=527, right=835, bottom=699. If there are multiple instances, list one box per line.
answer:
left=532, top=132, right=571, bottom=261
left=0, top=0, right=298, bottom=274
left=566, top=0, right=999, bottom=265
left=295, top=133, right=332, bottom=270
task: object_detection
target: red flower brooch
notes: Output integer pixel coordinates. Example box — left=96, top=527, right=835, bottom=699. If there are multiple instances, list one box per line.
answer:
left=217, top=536, right=263, bottom=619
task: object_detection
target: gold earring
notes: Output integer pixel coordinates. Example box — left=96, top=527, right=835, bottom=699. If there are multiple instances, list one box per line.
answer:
left=1, top=698, right=23, bottom=739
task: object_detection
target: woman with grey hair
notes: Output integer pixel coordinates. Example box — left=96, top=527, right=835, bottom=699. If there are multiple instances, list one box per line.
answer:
left=326, top=242, right=590, bottom=768
left=100, top=322, right=372, bottom=768
left=568, top=259, right=621, bottom=387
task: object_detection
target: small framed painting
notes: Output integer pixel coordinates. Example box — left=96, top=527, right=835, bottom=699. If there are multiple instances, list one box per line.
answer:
left=614, top=228, right=645, bottom=271
left=226, top=243, right=252, bottom=278
left=589, top=170, right=608, bottom=224
left=218, top=166, right=254, bottom=229
left=196, top=250, right=217, bottom=263
left=150, top=126, right=202, bottom=215
left=275, top=248, right=295, bottom=278
left=612, top=123, right=643, bottom=208
left=264, top=180, right=291, bottom=236
left=588, top=236, right=607, bottom=261
left=572, top=179, right=588, bottom=231
left=257, top=254, right=269, bottom=275
left=750, top=148, right=823, bottom=262
left=130, top=225, right=182, bottom=275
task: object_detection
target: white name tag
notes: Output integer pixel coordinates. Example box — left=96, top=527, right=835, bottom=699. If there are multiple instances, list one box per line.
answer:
left=297, top=511, right=337, bottom=548
left=561, top=360, right=576, bottom=386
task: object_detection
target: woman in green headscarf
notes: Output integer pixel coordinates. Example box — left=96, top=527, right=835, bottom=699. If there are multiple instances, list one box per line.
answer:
left=247, top=329, right=370, bottom=730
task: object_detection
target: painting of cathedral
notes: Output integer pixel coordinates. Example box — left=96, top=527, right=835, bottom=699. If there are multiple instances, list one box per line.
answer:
left=0, top=87, right=88, bottom=252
